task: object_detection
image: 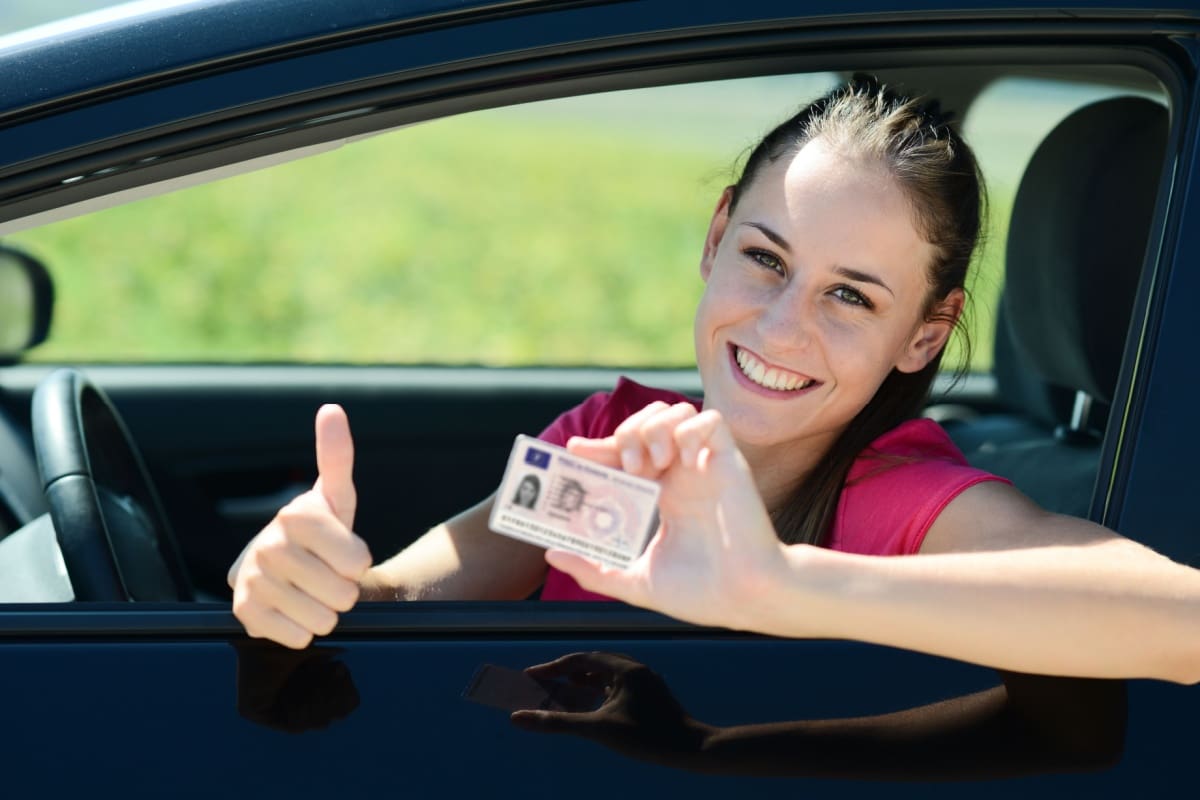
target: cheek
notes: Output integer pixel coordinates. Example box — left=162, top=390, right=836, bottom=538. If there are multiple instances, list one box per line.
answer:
left=818, top=316, right=899, bottom=384
left=692, top=286, right=723, bottom=353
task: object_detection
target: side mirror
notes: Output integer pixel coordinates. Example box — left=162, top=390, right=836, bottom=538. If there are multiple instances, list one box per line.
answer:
left=0, top=243, right=53, bottom=361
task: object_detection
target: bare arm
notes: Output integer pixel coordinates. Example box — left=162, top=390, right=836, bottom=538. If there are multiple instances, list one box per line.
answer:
left=546, top=406, right=1200, bottom=684
left=748, top=481, right=1200, bottom=683
left=360, top=493, right=546, bottom=601
left=514, top=652, right=1125, bottom=779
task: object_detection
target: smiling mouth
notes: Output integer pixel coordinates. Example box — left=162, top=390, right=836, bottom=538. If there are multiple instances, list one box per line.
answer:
left=733, top=345, right=818, bottom=392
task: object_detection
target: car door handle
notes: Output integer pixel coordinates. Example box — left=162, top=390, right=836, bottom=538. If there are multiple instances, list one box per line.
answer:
left=216, top=483, right=308, bottom=522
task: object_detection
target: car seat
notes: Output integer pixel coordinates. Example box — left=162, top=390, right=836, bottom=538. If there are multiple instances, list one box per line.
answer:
left=949, top=95, right=1168, bottom=517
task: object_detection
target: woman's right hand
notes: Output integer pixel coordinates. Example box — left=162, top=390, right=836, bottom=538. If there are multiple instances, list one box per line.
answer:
left=547, top=402, right=787, bottom=631
left=227, top=404, right=373, bottom=649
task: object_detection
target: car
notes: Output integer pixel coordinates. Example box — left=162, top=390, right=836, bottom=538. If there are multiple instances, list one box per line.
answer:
left=0, top=0, right=1197, bottom=796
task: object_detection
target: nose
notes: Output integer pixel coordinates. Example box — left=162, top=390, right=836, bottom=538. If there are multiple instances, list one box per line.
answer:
left=756, top=280, right=814, bottom=352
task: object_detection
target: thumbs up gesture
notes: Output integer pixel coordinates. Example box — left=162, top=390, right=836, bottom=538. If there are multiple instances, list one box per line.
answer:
left=229, top=405, right=373, bottom=649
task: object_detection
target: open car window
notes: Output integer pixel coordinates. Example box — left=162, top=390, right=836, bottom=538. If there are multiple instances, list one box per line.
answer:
left=9, top=74, right=841, bottom=367
left=6, top=70, right=1164, bottom=375
left=0, top=64, right=1171, bottom=603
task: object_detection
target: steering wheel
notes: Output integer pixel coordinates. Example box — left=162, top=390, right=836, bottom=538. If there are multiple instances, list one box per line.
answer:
left=31, top=368, right=192, bottom=601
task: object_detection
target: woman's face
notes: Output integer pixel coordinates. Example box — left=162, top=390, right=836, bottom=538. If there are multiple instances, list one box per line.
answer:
left=693, top=137, right=957, bottom=456
left=517, top=479, right=537, bottom=506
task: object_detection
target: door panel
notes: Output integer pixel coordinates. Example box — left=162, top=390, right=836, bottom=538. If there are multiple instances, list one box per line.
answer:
left=1, top=613, right=1167, bottom=798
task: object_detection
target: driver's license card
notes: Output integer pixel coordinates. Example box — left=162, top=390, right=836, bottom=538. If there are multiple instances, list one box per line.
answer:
left=488, top=435, right=660, bottom=569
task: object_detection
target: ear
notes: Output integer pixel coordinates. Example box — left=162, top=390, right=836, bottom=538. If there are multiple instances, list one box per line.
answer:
left=700, top=186, right=734, bottom=281
left=895, top=288, right=965, bottom=374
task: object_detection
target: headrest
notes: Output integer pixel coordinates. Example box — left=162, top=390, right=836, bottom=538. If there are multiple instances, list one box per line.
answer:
left=1002, top=96, right=1167, bottom=403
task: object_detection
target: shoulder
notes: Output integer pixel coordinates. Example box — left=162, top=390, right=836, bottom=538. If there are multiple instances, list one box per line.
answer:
left=830, top=418, right=1009, bottom=556
left=537, top=377, right=699, bottom=445
left=859, top=417, right=966, bottom=465
left=851, top=417, right=1006, bottom=496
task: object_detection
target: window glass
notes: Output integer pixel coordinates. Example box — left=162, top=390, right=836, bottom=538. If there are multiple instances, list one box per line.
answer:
left=950, top=75, right=1164, bottom=372
left=0, top=1, right=134, bottom=38
left=10, top=75, right=840, bottom=366
left=7, top=71, right=1163, bottom=370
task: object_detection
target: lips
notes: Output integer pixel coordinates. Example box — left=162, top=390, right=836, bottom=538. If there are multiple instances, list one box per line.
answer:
left=732, top=345, right=818, bottom=392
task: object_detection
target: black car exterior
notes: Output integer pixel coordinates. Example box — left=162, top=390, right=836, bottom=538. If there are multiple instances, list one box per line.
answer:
left=0, top=1, right=1197, bottom=797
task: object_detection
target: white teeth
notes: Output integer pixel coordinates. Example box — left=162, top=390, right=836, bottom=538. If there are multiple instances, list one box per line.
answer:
left=734, top=347, right=812, bottom=392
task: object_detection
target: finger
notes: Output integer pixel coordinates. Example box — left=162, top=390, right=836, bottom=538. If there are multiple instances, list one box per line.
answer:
left=639, top=402, right=699, bottom=470
left=673, top=409, right=738, bottom=468
left=564, top=436, right=622, bottom=469
left=525, top=651, right=621, bottom=683
left=510, top=709, right=601, bottom=735
left=227, top=543, right=249, bottom=590
left=240, top=606, right=316, bottom=650
left=237, top=564, right=341, bottom=639
left=277, top=493, right=373, bottom=580
left=314, top=404, right=357, bottom=530
left=255, top=534, right=361, bottom=612
left=523, top=651, right=589, bottom=679
left=612, top=401, right=672, bottom=476
left=232, top=573, right=338, bottom=647
left=544, top=549, right=642, bottom=606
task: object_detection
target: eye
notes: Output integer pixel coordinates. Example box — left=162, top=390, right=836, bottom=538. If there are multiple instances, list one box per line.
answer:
left=831, top=285, right=873, bottom=309
left=745, top=248, right=784, bottom=275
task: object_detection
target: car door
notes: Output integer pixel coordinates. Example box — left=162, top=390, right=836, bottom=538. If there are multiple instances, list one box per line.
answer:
left=0, top=2, right=1198, bottom=797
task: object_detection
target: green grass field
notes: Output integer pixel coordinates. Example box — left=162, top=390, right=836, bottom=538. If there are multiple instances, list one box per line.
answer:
left=9, top=75, right=1084, bottom=373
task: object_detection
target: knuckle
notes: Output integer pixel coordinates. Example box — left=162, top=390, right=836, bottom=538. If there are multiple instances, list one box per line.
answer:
left=613, top=424, right=638, bottom=444
left=285, top=630, right=313, bottom=650
left=254, top=542, right=286, bottom=572
left=671, top=402, right=698, bottom=418
left=231, top=593, right=255, bottom=621
left=280, top=491, right=327, bottom=519
left=241, top=568, right=271, bottom=594
left=352, top=539, right=373, bottom=570
left=642, top=416, right=673, bottom=442
left=333, top=582, right=360, bottom=612
left=672, top=424, right=695, bottom=444
left=312, top=610, right=339, bottom=637
left=276, top=502, right=312, bottom=527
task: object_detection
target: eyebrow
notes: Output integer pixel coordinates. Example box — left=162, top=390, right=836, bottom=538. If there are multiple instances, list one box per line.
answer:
left=835, top=266, right=894, bottom=297
left=742, top=222, right=895, bottom=298
left=742, top=222, right=791, bottom=253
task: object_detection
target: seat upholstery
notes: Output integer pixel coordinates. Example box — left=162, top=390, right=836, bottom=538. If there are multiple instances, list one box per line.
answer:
left=951, top=95, right=1168, bottom=517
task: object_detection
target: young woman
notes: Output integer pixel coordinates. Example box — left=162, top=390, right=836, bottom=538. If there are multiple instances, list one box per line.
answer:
left=228, top=78, right=1200, bottom=684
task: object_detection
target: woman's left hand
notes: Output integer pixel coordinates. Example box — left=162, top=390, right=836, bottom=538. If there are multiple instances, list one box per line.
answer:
left=511, top=651, right=709, bottom=761
left=546, top=402, right=786, bottom=629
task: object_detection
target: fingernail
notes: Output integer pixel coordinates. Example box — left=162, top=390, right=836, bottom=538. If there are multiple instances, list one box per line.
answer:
left=649, top=442, right=666, bottom=467
left=622, top=447, right=642, bottom=472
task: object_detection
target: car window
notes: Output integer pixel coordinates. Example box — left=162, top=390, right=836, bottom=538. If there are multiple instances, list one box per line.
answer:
left=0, top=1, right=138, bottom=38
left=9, top=75, right=852, bottom=366
left=6, top=70, right=1164, bottom=375
left=949, top=74, right=1165, bottom=374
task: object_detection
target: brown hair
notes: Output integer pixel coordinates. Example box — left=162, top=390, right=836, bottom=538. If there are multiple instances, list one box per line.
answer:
left=726, top=75, right=986, bottom=546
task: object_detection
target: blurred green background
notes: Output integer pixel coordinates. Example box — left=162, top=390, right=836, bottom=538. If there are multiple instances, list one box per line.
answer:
left=2, top=4, right=1123, bottom=371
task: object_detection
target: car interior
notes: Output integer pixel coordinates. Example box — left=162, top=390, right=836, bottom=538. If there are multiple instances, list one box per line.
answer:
left=940, top=92, right=1168, bottom=517
left=0, top=60, right=1173, bottom=603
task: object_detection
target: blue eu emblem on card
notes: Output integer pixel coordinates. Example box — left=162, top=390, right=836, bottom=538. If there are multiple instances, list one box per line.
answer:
left=524, top=447, right=551, bottom=469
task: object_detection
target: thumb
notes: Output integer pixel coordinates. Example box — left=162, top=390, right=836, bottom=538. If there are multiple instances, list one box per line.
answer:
left=314, top=404, right=357, bottom=530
